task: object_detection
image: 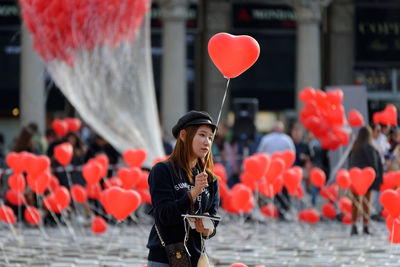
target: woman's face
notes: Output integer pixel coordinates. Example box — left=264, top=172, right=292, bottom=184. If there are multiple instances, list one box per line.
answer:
left=191, top=125, right=213, bottom=159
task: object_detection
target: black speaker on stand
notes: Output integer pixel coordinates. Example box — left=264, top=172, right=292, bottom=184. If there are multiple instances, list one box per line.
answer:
left=231, top=98, right=258, bottom=168
left=232, top=98, right=258, bottom=143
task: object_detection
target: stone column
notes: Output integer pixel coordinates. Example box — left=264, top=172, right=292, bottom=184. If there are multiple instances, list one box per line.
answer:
left=159, top=0, right=188, bottom=138
left=203, top=0, right=231, bottom=121
left=20, top=25, right=45, bottom=133
left=329, top=0, right=354, bottom=85
left=291, top=0, right=331, bottom=113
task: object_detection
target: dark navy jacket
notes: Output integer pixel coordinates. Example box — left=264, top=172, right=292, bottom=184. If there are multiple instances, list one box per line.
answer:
left=146, top=161, right=220, bottom=265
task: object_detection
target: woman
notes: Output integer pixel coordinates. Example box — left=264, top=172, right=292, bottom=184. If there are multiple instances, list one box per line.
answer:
left=349, top=126, right=383, bottom=236
left=147, top=111, right=220, bottom=266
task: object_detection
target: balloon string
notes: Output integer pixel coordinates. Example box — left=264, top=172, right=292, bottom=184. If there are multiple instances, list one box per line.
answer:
left=328, top=133, right=356, bottom=184
left=203, top=78, right=230, bottom=173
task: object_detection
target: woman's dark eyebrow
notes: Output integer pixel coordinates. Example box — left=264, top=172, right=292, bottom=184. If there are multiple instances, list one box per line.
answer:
left=199, top=129, right=213, bottom=136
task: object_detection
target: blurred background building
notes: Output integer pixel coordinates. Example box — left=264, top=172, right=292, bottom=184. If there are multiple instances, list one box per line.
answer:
left=0, top=0, right=399, bottom=146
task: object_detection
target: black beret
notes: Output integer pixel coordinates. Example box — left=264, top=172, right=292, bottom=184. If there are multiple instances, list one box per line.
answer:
left=172, top=110, right=217, bottom=138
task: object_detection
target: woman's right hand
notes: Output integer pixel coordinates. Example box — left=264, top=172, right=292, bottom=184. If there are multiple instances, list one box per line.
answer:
left=189, top=172, right=208, bottom=201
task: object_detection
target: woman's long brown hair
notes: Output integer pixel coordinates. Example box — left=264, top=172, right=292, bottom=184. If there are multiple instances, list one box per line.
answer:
left=168, top=125, right=216, bottom=184
left=352, top=126, right=373, bottom=151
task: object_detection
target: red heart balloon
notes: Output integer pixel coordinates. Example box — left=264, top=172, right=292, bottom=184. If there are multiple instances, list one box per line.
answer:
left=117, top=167, right=141, bottom=189
left=6, top=189, right=25, bottom=206
left=25, top=155, right=50, bottom=179
left=6, top=152, right=24, bottom=174
left=213, top=163, right=227, bottom=184
left=91, top=216, right=107, bottom=234
left=54, top=186, right=71, bottom=211
left=293, top=184, right=304, bottom=199
left=8, top=173, right=26, bottom=193
left=229, top=264, right=248, bottom=267
left=105, top=187, right=141, bottom=220
left=338, top=197, right=352, bottom=215
left=27, top=172, right=51, bottom=195
left=94, top=154, right=109, bottom=177
left=348, top=110, right=364, bottom=127
left=86, top=183, right=102, bottom=200
left=380, top=189, right=400, bottom=219
left=240, top=172, right=257, bottom=192
left=49, top=175, right=60, bottom=192
left=282, top=167, right=303, bottom=195
left=342, top=214, right=352, bottom=224
left=52, top=119, right=68, bottom=137
left=298, top=209, right=320, bottom=224
left=71, top=184, right=87, bottom=203
left=0, top=205, right=16, bottom=224
left=336, top=169, right=351, bottom=190
left=260, top=204, right=278, bottom=219
left=43, top=194, right=61, bottom=213
left=123, top=149, right=147, bottom=168
left=384, top=104, right=397, bottom=126
left=264, top=158, right=285, bottom=184
left=82, top=161, right=103, bottom=185
left=258, top=176, right=283, bottom=198
left=104, top=177, right=122, bottom=189
left=137, top=188, right=151, bottom=205
left=299, top=87, right=316, bottom=103
left=64, top=117, right=82, bottom=132
left=310, top=167, right=326, bottom=188
left=243, top=155, right=268, bottom=182
left=54, top=142, right=73, bottom=166
left=136, top=170, right=150, bottom=190
left=24, top=206, right=41, bottom=226
left=230, top=183, right=253, bottom=212
left=322, top=202, right=336, bottom=219
left=280, top=150, right=296, bottom=170
left=320, top=184, right=338, bottom=202
left=100, top=189, right=112, bottom=215
left=208, top=33, right=260, bottom=78
left=350, top=167, right=375, bottom=196
left=326, top=88, right=343, bottom=105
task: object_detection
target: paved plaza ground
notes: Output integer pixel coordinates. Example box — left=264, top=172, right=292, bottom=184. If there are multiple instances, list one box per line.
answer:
left=0, top=214, right=399, bottom=267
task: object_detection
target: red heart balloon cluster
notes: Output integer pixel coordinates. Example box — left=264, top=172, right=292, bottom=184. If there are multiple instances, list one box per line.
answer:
left=52, top=118, right=82, bottom=137
left=208, top=33, right=260, bottom=78
left=373, top=104, right=398, bottom=126
left=299, top=87, right=352, bottom=150
left=20, top=0, right=150, bottom=65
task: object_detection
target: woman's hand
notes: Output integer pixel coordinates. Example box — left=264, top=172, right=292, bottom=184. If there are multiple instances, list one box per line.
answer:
left=194, top=218, right=213, bottom=237
left=189, top=172, right=208, bottom=201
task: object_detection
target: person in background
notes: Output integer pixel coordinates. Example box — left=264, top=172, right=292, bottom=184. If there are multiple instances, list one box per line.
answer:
left=306, top=131, right=330, bottom=206
left=86, top=134, right=120, bottom=172
left=349, top=126, right=383, bottom=236
left=257, top=121, right=295, bottom=155
left=371, top=123, right=389, bottom=166
left=27, top=122, right=48, bottom=155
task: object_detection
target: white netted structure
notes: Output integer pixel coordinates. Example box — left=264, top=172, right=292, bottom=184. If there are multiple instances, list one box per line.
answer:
left=20, top=1, right=165, bottom=166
